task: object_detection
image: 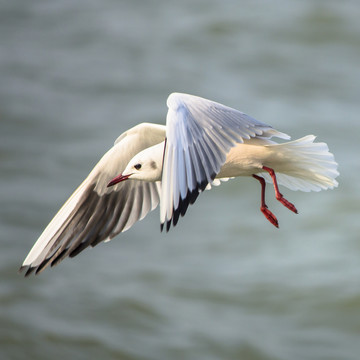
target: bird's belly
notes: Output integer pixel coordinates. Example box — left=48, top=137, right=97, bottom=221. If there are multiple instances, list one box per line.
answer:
left=216, top=143, right=271, bottom=178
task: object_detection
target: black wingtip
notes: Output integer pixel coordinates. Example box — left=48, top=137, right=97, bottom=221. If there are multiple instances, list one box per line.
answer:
left=50, top=248, right=68, bottom=267
left=35, top=256, right=53, bottom=274
left=23, top=266, right=36, bottom=277
left=161, top=177, right=214, bottom=233
left=199, top=179, right=208, bottom=192
left=188, top=188, right=199, bottom=205
left=166, top=219, right=171, bottom=232
left=69, top=242, right=89, bottom=258
left=172, top=207, right=180, bottom=227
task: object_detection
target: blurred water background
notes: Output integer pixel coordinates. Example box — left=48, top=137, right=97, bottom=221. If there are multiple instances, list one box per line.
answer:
left=1, top=0, right=359, bottom=359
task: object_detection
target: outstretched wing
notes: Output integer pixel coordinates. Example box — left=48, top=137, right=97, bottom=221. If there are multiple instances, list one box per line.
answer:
left=160, top=93, right=289, bottom=231
left=20, top=123, right=165, bottom=276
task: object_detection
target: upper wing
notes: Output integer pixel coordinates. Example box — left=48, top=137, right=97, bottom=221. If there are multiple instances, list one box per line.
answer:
left=160, top=93, right=289, bottom=231
left=20, top=123, right=165, bottom=276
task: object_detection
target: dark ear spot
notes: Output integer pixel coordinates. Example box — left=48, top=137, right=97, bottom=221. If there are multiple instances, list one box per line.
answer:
left=150, top=161, right=157, bottom=170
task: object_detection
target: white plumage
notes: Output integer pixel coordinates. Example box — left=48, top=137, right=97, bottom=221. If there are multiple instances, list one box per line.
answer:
left=20, top=93, right=339, bottom=276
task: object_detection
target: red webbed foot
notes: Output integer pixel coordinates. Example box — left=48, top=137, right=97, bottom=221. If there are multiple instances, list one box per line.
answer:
left=260, top=205, right=279, bottom=228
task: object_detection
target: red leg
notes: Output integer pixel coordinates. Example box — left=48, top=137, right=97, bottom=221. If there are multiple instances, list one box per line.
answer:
left=252, top=174, right=279, bottom=228
left=262, top=166, right=298, bottom=214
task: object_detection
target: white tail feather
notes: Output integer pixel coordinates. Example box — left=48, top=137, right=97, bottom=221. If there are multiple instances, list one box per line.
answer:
left=261, top=135, right=339, bottom=192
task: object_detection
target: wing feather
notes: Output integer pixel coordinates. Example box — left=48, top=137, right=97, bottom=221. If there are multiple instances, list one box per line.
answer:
left=160, top=93, right=289, bottom=229
left=21, top=123, right=165, bottom=275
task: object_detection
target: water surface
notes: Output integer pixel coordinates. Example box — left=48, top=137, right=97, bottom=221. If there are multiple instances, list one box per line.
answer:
left=1, top=1, right=359, bottom=359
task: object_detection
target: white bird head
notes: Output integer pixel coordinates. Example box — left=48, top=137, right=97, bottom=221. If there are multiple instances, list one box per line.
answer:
left=107, top=142, right=164, bottom=186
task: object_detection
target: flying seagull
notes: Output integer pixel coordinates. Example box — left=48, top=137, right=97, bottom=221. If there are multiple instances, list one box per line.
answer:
left=20, top=93, right=339, bottom=276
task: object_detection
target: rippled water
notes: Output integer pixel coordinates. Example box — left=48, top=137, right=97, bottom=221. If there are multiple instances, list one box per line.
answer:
left=1, top=1, right=360, bottom=359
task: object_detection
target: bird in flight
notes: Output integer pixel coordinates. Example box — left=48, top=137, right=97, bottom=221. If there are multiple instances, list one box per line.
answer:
left=20, top=93, right=339, bottom=276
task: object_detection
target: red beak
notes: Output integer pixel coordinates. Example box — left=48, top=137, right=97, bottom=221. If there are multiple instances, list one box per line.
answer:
left=107, top=173, right=131, bottom=187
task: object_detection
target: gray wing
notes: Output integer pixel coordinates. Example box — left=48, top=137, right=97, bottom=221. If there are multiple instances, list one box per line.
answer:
left=160, top=93, right=289, bottom=231
left=20, top=123, right=165, bottom=276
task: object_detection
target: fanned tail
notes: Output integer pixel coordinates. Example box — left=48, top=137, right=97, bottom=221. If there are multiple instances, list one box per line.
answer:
left=262, top=135, right=339, bottom=192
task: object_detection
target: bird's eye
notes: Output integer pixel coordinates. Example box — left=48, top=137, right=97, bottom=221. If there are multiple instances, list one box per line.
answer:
left=134, top=164, right=142, bottom=170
